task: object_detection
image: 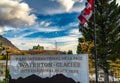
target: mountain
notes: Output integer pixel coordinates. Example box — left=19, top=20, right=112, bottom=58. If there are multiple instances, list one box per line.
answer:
left=0, top=35, right=21, bottom=54
left=9, top=74, right=80, bottom=83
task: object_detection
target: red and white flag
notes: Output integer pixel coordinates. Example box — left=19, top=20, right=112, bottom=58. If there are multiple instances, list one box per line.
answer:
left=78, top=0, right=93, bottom=25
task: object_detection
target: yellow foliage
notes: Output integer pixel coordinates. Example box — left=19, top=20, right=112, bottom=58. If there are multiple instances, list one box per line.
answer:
left=0, top=55, right=3, bottom=60
left=78, top=37, right=95, bottom=74
left=79, top=37, right=94, bottom=54
left=88, top=42, right=94, bottom=53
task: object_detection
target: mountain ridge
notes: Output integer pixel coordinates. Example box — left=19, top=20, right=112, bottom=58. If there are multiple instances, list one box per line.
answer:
left=0, top=35, right=21, bottom=54
left=10, top=74, right=80, bottom=83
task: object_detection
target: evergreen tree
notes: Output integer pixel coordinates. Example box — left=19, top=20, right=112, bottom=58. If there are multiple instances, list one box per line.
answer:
left=67, top=50, right=73, bottom=54
left=77, top=38, right=83, bottom=54
left=78, top=0, right=120, bottom=82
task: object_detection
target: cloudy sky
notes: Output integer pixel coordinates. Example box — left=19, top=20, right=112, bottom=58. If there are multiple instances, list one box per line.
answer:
left=0, top=0, right=120, bottom=54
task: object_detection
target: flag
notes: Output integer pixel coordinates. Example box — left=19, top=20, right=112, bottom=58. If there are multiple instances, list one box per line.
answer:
left=78, top=0, right=93, bottom=25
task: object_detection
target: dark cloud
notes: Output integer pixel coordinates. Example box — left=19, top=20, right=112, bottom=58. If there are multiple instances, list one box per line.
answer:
left=24, top=0, right=86, bottom=15
left=24, top=0, right=62, bottom=15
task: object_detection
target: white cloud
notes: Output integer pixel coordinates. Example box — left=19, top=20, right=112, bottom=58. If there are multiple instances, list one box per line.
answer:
left=58, top=0, right=75, bottom=12
left=57, top=0, right=84, bottom=12
left=0, top=0, right=37, bottom=27
left=8, top=37, right=56, bottom=50
left=70, top=5, right=85, bottom=13
left=18, top=32, right=36, bottom=38
left=8, top=27, right=64, bottom=38
left=40, top=21, right=46, bottom=25
left=13, top=0, right=22, bottom=2
left=36, top=27, right=63, bottom=32
left=3, top=26, right=16, bottom=31
left=69, top=29, right=82, bottom=37
left=68, top=22, right=79, bottom=27
left=59, top=41, right=78, bottom=53
left=116, top=0, right=120, bottom=5
left=0, top=27, right=4, bottom=35
left=39, top=21, right=51, bottom=27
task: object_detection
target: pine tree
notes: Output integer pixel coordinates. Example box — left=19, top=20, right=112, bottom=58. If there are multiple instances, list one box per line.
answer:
left=78, top=0, right=120, bottom=82
left=67, top=50, right=73, bottom=54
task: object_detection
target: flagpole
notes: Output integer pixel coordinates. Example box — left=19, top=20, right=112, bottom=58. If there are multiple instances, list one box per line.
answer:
left=77, top=0, right=98, bottom=81
left=93, top=0, right=98, bottom=83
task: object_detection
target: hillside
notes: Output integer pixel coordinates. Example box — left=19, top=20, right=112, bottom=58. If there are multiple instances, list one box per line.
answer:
left=0, top=35, right=21, bottom=55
